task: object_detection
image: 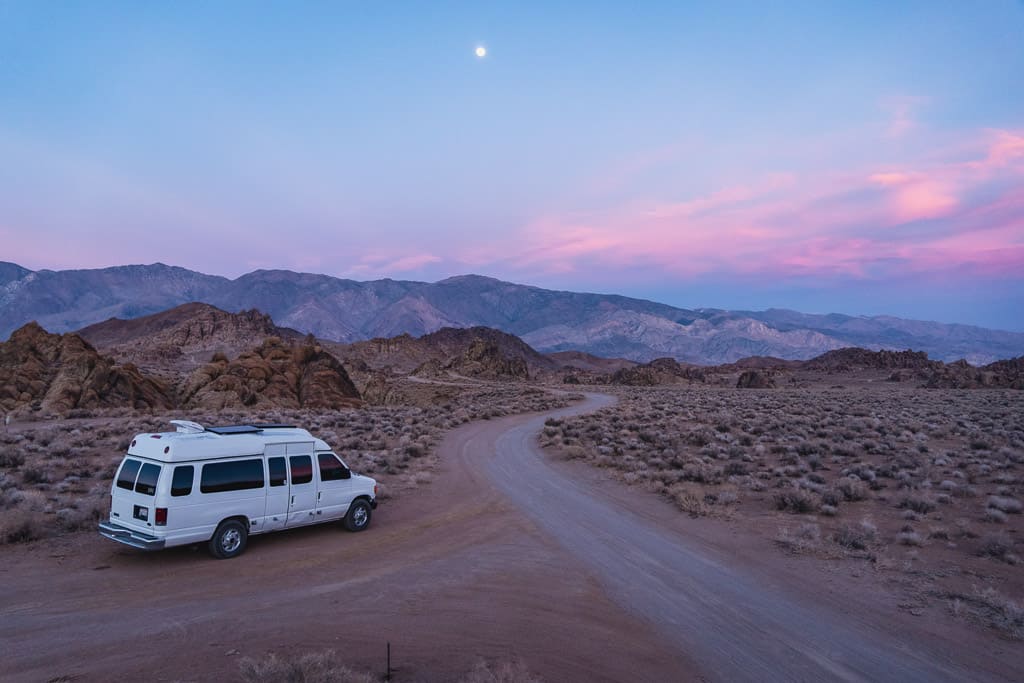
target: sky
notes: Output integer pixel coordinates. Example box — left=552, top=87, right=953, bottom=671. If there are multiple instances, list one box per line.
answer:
left=1, top=1, right=1022, bottom=330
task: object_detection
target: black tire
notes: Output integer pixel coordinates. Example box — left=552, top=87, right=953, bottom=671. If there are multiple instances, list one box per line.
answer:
left=344, top=499, right=372, bottom=532
left=208, top=519, right=248, bottom=559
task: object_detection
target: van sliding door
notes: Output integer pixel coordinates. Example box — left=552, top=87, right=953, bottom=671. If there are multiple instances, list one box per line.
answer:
left=285, top=453, right=317, bottom=528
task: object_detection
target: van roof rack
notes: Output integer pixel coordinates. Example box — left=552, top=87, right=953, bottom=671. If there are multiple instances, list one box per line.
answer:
left=206, top=425, right=263, bottom=435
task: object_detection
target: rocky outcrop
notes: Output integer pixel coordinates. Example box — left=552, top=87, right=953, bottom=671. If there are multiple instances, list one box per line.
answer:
left=343, top=326, right=554, bottom=381
left=181, top=337, right=361, bottom=410
left=803, top=348, right=937, bottom=373
left=924, top=357, right=1024, bottom=389
left=0, top=323, right=172, bottom=413
left=736, top=370, right=776, bottom=389
left=78, top=302, right=301, bottom=373
left=606, top=358, right=706, bottom=386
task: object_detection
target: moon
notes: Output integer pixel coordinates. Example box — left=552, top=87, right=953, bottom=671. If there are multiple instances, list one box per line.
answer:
left=475, top=45, right=487, bottom=58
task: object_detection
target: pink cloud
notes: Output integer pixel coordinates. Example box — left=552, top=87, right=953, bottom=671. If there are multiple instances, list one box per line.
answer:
left=347, top=251, right=442, bottom=276
left=489, top=128, right=1024, bottom=281
left=868, top=173, right=958, bottom=222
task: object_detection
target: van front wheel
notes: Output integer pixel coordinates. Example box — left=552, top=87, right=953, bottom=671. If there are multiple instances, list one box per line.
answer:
left=344, top=500, right=372, bottom=532
left=209, top=520, right=248, bottom=559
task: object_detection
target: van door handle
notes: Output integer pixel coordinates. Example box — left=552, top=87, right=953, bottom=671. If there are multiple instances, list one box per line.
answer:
left=317, top=492, right=321, bottom=500
left=290, top=496, right=294, bottom=505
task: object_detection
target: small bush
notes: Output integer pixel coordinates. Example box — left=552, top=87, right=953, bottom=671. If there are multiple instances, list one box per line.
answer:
left=949, top=587, right=1024, bottom=640
left=834, top=520, right=878, bottom=550
left=776, top=523, right=822, bottom=553
left=461, top=658, right=545, bottom=683
left=773, top=488, right=818, bottom=514
left=987, top=496, right=1023, bottom=514
left=985, top=508, right=1008, bottom=524
left=836, top=477, right=868, bottom=502
left=0, top=508, right=44, bottom=544
left=979, top=533, right=1014, bottom=561
left=899, top=496, right=935, bottom=514
left=897, top=530, right=924, bottom=546
left=239, top=650, right=376, bottom=683
left=0, top=449, right=25, bottom=468
left=21, top=466, right=49, bottom=485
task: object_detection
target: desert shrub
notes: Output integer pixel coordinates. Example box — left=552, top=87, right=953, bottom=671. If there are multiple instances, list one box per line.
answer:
left=984, top=508, right=1008, bottom=524
left=821, top=489, right=841, bottom=507
left=836, top=477, right=868, bottom=502
left=668, top=484, right=709, bottom=517
left=949, top=587, right=1024, bottom=640
left=899, top=495, right=935, bottom=514
left=0, top=508, right=44, bottom=544
left=776, top=523, right=822, bottom=553
left=461, top=658, right=545, bottom=683
left=773, top=488, right=818, bottom=514
left=682, top=462, right=723, bottom=484
left=979, top=533, right=1016, bottom=562
left=0, top=449, right=25, bottom=468
left=834, top=520, right=878, bottom=550
left=21, top=466, right=49, bottom=485
left=897, top=530, right=924, bottom=546
left=239, top=650, right=375, bottom=683
left=987, top=496, right=1023, bottom=514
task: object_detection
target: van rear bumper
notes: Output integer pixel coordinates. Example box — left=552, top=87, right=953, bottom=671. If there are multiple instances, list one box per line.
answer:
left=98, top=521, right=166, bottom=551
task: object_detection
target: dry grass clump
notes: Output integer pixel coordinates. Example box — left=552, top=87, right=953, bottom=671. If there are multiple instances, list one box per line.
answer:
left=239, top=651, right=544, bottom=683
left=833, top=519, right=879, bottom=550
left=239, top=650, right=376, bottom=683
left=461, top=658, right=545, bottom=683
left=775, top=522, right=822, bottom=554
left=0, top=383, right=580, bottom=545
left=948, top=587, right=1024, bottom=640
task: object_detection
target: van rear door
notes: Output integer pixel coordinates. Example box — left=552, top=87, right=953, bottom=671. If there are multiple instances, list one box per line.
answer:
left=109, top=458, right=163, bottom=532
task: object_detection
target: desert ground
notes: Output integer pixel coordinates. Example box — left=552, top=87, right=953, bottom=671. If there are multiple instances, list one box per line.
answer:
left=1, top=378, right=1022, bottom=682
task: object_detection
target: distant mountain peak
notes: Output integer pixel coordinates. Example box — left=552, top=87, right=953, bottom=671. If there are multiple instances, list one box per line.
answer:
left=1, top=261, right=1022, bottom=365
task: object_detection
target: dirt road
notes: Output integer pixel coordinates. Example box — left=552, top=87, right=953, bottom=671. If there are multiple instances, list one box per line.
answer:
left=0, top=393, right=1017, bottom=681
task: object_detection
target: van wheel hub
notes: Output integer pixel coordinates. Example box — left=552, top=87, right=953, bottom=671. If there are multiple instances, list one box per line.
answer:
left=221, top=528, right=242, bottom=552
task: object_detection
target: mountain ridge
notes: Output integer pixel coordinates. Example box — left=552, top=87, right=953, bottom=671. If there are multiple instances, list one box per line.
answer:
left=1, top=261, right=1022, bottom=365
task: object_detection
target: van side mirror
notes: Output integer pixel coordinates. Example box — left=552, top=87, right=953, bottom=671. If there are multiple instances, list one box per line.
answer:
left=341, top=467, right=351, bottom=480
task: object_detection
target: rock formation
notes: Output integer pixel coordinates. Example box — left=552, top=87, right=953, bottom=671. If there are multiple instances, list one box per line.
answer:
left=0, top=323, right=172, bottom=413
left=181, top=336, right=361, bottom=410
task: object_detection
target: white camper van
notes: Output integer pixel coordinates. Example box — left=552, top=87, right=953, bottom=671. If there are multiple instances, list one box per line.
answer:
left=99, top=421, right=378, bottom=559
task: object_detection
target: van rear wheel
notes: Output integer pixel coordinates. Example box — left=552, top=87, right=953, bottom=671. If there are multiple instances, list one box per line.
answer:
left=344, top=500, right=372, bottom=532
left=209, top=520, right=248, bottom=559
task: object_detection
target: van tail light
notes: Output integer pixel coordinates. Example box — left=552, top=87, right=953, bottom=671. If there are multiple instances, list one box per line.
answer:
left=374, top=485, right=378, bottom=497
left=155, top=508, right=168, bottom=526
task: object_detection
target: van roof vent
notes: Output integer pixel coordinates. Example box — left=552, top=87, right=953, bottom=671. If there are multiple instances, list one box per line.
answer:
left=170, top=420, right=205, bottom=434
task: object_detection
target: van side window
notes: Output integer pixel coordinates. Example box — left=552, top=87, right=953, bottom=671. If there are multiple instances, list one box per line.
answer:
left=318, top=453, right=350, bottom=481
left=135, top=463, right=161, bottom=496
left=116, top=459, right=142, bottom=490
left=171, top=465, right=194, bottom=496
left=268, top=457, right=287, bottom=487
left=290, top=455, right=313, bottom=485
left=200, top=459, right=265, bottom=494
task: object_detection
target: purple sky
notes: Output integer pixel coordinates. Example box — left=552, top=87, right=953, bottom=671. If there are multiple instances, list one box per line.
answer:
left=1, top=2, right=1022, bottom=329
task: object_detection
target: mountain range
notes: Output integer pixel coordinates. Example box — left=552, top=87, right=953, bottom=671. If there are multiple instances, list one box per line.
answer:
left=2, top=261, right=1023, bottom=365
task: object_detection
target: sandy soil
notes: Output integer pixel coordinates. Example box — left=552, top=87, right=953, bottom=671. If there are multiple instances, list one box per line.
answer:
left=1, top=393, right=1020, bottom=682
